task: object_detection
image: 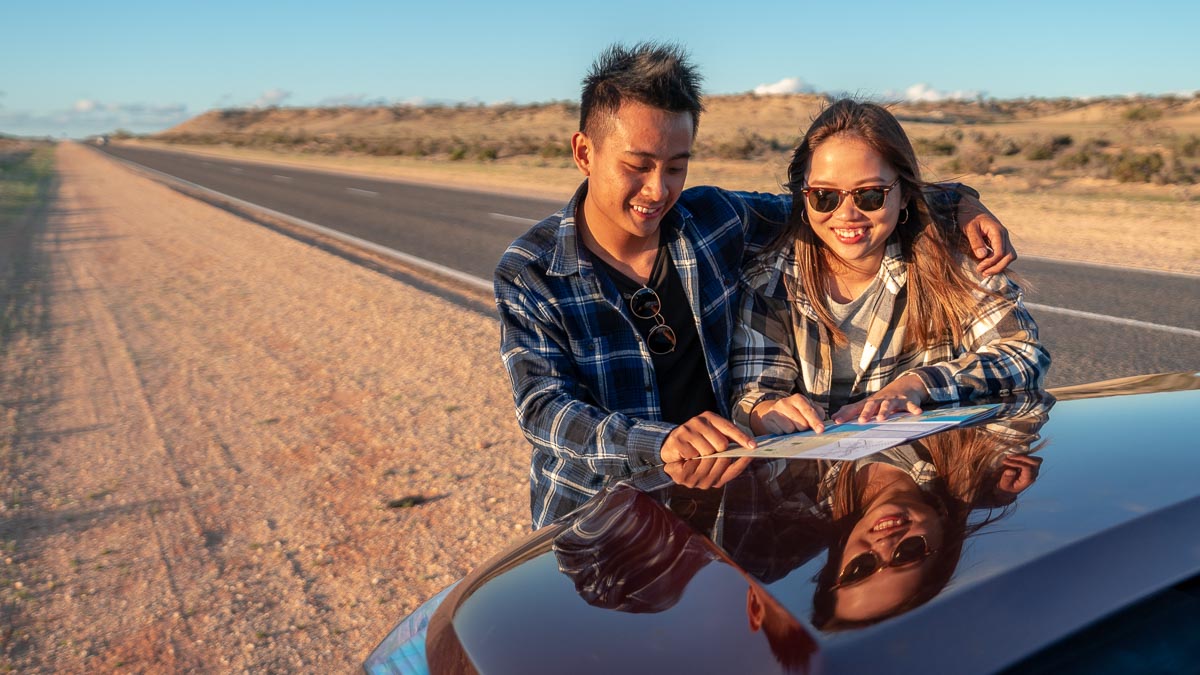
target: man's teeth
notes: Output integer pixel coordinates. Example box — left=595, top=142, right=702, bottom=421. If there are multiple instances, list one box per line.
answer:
left=632, top=205, right=658, bottom=215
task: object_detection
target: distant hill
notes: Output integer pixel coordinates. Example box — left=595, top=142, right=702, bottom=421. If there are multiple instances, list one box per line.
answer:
left=155, top=93, right=1200, bottom=186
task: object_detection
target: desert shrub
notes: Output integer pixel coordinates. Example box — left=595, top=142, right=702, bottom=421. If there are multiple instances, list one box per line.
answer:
left=1057, top=149, right=1097, bottom=170
left=539, top=141, right=571, bottom=159
left=1122, top=105, right=1162, bottom=122
left=476, top=147, right=499, bottom=161
left=973, top=133, right=1020, bottom=157
left=914, top=136, right=957, bottom=157
left=1024, top=135, right=1073, bottom=161
left=945, top=149, right=993, bottom=175
left=1175, top=135, right=1200, bottom=159
left=1056, top=139, right=1109, bottom=170
left=705, top=132, right=786, bottom=161
left=449, top=146, right=467, bottom=161
left=1106, top=150, right=1164, bottom=183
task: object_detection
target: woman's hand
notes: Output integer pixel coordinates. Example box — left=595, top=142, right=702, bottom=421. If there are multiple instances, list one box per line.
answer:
left=750, top=394, right=827, bottom=435
left=832, top=374, right=929, bottom=424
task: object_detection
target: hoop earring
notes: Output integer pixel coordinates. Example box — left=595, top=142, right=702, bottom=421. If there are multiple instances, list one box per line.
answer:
left=898, top=206, right=910, bottom=225
left=800, top=208, right=810, bottom=225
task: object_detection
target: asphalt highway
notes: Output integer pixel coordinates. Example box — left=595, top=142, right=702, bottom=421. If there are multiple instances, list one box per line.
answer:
left=97, top=144, right=1199, bottom=388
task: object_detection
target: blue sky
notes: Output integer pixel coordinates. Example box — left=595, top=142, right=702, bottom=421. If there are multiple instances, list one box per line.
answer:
left=3, top=0, right=1197, bottom=138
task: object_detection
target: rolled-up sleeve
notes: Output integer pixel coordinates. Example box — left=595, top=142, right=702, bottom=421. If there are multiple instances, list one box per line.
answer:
left=903, top=272, right=1050, bottom=401
left=729, top=259, right=802, bottom=427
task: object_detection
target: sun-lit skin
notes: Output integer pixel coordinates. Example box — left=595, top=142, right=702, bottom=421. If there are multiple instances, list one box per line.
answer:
left=571, top=101, right=693, bottom=283
left=834, top=465, right=945, bottom=622
left=804, top=134, right=903, bottom=303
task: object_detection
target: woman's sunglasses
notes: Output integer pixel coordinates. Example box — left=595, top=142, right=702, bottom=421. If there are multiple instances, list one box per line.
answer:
left=629, top=286, right=676, bottom=355
left=832, top=534, right=935, bottom=589
left=801, top=178, right=900, bottom=213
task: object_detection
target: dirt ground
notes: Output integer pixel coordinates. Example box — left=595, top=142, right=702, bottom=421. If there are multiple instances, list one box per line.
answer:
left=0, top=143, right=530, bottom=672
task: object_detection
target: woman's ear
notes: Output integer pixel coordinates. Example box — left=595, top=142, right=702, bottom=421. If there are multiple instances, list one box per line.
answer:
left=747, top=586, right=765, bottom=632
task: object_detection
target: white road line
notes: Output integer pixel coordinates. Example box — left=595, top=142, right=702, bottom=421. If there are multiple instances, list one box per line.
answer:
left=1026, top=302, right=1200, bottom=338
left=489, top=212, right=538, bottom=225
left=229, top=167, right=244, bottom=173
left=272, top=175, right=293, bottom=183
left=346, top=187, right=379, bottom=197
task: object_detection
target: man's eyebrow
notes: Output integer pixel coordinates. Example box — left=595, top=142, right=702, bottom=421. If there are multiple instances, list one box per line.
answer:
left=624, top=150, right=692, bottom=161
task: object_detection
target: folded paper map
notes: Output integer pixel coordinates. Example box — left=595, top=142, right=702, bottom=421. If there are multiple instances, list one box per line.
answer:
left=718, top=404, right=1001, bottom=461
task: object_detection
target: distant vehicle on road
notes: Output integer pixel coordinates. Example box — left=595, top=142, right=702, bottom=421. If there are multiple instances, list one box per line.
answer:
left=379, top=372, right=1200, bottom=673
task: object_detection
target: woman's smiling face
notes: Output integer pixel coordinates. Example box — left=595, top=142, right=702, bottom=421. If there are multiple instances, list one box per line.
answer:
left=833, top=488, right=945, bottom=622
left=803, top=134, right=903, bottom=273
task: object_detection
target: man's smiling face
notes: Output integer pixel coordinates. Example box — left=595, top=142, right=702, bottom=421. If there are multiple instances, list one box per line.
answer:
left=573, top=100, right=694, bottom=249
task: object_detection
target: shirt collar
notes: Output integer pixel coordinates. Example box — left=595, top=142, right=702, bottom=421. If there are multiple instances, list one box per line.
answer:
left=547, top=181, right=590, bottom=277
left=548, top=180, right=687, bottom=277
left=781, top=235, right=908, bottom=316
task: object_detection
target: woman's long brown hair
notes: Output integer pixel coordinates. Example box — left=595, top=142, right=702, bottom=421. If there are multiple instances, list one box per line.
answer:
left=782, top=99, right=992, bottom=350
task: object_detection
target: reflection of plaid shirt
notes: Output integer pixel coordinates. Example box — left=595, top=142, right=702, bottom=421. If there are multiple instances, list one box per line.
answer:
left=731, top=238, right=1049, bottom=425
left=496, top=181, right=790, bottom=529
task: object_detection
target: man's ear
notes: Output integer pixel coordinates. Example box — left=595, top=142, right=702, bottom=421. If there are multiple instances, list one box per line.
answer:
left=571, top=131, right=592, bottom=176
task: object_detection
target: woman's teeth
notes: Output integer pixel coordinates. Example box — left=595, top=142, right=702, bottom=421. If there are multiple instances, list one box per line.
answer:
left=870, top=517, right=909, bottom=532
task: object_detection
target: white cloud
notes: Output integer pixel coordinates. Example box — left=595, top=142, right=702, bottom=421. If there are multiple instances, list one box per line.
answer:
left=251, top=88, right=292, bottom=108
left=315, top=93, right=392, bottom=107
left=894, top=83, right=984, bottom=102
left=0, top=99, right=192, bottom=138
left=753, top=77, right=815, bottom=95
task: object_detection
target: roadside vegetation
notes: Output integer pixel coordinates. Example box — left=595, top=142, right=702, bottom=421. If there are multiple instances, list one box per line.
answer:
left=0, top=140, right=55, bottom=220
left=0, top=138, right=55, bottom=377
left=149, top=93, right=1200, bottom=188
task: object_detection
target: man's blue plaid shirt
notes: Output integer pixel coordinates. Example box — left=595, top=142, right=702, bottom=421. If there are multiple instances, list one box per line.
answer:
left=495, top=181, right=790, bottom=529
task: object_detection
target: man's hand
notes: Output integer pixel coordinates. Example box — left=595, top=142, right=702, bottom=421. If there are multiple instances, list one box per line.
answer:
left=831, top=374, right=928, bottom=424
left=750, top=394, right=826, bottom=435
left=958, top=191, right=1016, bottom=277
left=664, top=455, right=754, bottom=490
left=660, top=411, right=756, bottom=464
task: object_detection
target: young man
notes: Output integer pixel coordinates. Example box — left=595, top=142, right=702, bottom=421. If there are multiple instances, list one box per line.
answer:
left=495, top=43, right=1013, bottom=529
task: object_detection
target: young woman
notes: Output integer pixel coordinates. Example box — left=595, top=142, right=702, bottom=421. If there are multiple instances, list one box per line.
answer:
left=731, top=100, right=1049, bottom=434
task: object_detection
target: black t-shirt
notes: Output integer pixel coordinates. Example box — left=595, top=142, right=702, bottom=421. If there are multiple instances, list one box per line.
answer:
left=592, top=245, right=720, bottom=425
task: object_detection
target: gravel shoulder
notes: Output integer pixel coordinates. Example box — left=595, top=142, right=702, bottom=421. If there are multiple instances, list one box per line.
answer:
left=0, top=143, right=528, bottom=672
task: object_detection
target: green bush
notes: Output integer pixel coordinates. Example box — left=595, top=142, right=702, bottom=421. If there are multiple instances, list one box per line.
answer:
left=1121, top=105, right=1162, bottom=122
left=915, top=137, right=957, bottom=157
left=1107, top=151, right=1165, bottom=183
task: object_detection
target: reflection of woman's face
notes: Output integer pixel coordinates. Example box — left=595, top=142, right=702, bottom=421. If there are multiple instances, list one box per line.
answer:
left=834, top=489, right=944, bottom=622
